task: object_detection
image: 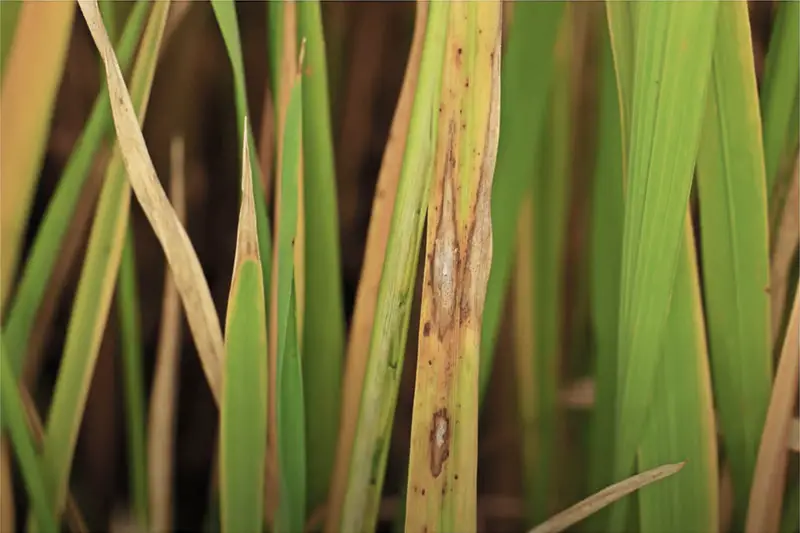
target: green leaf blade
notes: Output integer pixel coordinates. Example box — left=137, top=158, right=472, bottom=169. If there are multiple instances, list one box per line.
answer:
left=297, top=0, right=345, bottom=513
left=0, top=340, right=58, bottom=533
left=696, top=2, right=773, bottom=522
left=3, top=0, right=151, bottom=374
left=34, top=2, right=169, bottom=522
left=275, top=76, right=307, bottom=533
left=210, top=0, right=273, bottom=328
left=613, top=0, right=719, bottom=491
left=221, top=258, right=268, bottom=533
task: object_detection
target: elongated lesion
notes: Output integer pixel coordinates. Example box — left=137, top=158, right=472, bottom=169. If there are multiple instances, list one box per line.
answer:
left=431, top=119, right=460, bottom=338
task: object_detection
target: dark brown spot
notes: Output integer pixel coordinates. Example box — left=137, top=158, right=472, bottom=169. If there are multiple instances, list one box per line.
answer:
left=429, top=408, right=451, bottom=477
left=421, top=488, right=426, bottom=496
left=423, top=321, right=432, bottom=337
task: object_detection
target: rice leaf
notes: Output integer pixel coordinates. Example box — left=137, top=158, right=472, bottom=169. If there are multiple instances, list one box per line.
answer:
left=529, top=462, right=685, bottom=533
left=771, top=158, right=799, bottom=346
left=518, top=9, right=573, bottom=524
left=297, top=1, right=346, bottom=512
left=3, top=0, right=151, bottom=374
left=266, top=6, right=305, bottom=523
left=327, top=3, right=428, bottom=530
left=610, top=5, right=719, bottom=524
left=404, top=3, right=501, bottom=531
left=0, top=0, right=23, bottom=81
left=761, top=0, right=799, bottom=241
left=220, top=119, right=269, bottom=533
left=32, top=4, right=169, bottom=526
left=147, top=136, right=187, bottom=533
left=695, top=2, right=773, bottom=521
left=479, top=0, right=565, bottom=399
left=274, top=57, right=307, bottom=533
left=0, top=338, right=58, bottom=533
left=637, top=216, right=719, bottom=532
left=99, top=0, right=117, bottom=40
left=596, top=9, right=717, bottom=533
left=78, top=0, right=225, bottom=403
left=0, top=0, right=75, bottom=310
left=117, top=226, right=148, bottom=528
left=329, top=5, right=449, bottom=531
left=588, top=16, right=624, bottom=500
left=1, top=442, right=12, bottom=533
left=746, top=289, right=800, bottom=533
left=210, top=0, right=273, bottom=329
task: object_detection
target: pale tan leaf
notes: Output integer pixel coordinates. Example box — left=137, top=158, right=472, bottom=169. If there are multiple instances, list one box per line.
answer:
left=746, top=289, right=800, bottom=533
left=76, top=0, right=223, bottom=403
left=147, top=136, right=187, bottom=532
left=529, top=462, right=686, bottom=533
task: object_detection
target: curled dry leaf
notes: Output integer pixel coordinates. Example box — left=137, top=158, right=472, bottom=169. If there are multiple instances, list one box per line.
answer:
left=76, top=0, right=223, bottom=403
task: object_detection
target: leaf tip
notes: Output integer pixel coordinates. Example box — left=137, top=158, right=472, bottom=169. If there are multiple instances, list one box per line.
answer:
left=234, top=115, right=260, bottom=266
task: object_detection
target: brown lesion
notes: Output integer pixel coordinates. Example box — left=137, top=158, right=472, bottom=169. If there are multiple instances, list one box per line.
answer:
left=429, top=408, right=451, bottom=477
left=429, top=118, right=460, bottom=339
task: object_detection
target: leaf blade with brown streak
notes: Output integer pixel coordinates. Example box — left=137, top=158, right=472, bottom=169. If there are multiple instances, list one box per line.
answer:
left=220, top=120, right=269, bottom=533
left=331, top=4, right=450, bottom=531
left=404, top=3, right=501, bottom=532
left=326, top=3, right=429, bottom=531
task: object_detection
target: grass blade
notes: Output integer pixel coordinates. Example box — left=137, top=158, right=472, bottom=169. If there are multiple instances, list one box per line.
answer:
left=746, top=289, right=800, bottom=533
left=266, top=5, right=304, bottom=523
left=0, top=0, right=23, bottom=81
left=637, top=216, right=719, bottom=532
left=761, top=0, right=799, bottom=240
left=518, top=10, right=573, bottom=525
left=0, top=0, right=74, bottom=309
left=273, top=53, right=307, bottom=533
left=695, top=2, right=773, bottom=521
left=611, top=6, right=719, bottom=525
left=34, top=3, right=169, bottom=525
left=588, top=16, right=624, bottom=500
left=210, top=0, right=273, bottom=330
left=3, top=0, right=151, bottom=374
left=220, top=119, right=269, bottom=533
left=330, top=4, right=450, bottom=531
left=480, top=0, right=565, bottom=399
left=147, top=136, right=187, bottom=533
left=529, top=462, right=685, bottom=533
left=297, top=1, right=346, bottom=512
left=79, top=0, right=224, bottom=403
left=404, top=3, right=501, bottom=531
left=327, top=3, right=428, bottom=530
left=1, top=441, right=12, bottom=533
left=771, top=157, right=799, bottom=347
left=0, top=339, right=58, bottom=533
left=117, top=226, right=148, bottom=528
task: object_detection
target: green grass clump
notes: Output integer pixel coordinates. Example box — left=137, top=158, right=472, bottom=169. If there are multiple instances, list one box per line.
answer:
left=1, top=2, right=797, bottom=532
